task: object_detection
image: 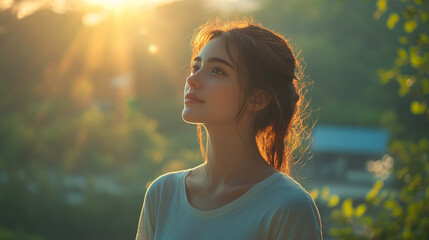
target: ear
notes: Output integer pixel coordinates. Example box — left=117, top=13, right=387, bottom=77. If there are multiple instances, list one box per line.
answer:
left=247, top=89, right=271, bottom=112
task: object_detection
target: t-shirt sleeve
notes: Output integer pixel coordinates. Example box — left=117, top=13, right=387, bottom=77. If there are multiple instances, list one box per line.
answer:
left=271, top=192, right=323, bottom=240
left=135, top=182, right=157, bottom=240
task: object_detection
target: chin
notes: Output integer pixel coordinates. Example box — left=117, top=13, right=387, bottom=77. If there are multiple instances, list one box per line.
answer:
left=182, top=112, right=203, bottom=124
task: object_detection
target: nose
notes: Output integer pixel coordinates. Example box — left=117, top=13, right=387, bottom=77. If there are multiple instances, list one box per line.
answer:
left=186, top=72, right=201, bottom=89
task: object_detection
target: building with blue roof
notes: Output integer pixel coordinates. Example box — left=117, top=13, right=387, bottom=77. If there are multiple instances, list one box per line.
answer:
left=300, top=125, right=390, bottom=200
left=312, top=125, right=389, bottom=155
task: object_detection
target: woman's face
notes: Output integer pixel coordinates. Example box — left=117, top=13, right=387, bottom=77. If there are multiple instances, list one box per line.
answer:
left=182, top=37, right=244, bottom=126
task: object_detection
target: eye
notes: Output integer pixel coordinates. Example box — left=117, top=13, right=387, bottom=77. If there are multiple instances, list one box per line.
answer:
left=212, top=67, right=225, bottom=75
left=191, top=65, right=200, bottom=74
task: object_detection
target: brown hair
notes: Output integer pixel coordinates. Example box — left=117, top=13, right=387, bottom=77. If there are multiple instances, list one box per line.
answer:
left=190, top=18, right=313, bottom=179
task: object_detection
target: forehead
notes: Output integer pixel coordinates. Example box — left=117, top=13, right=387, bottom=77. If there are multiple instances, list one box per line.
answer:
left=195, top=37, right=237, bottom=64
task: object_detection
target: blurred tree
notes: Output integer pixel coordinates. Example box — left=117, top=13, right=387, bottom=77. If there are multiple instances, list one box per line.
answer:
left=0, top=2, right=206, bottom=239
left=2, top=0, right=427, bottom=239
left=314, top=138, right=429, bottom=239
left=310, top=0, right=429, bottom=239
left=256, top=0, right=408, bottom=132
left=376, top=0, right=429, bottom=120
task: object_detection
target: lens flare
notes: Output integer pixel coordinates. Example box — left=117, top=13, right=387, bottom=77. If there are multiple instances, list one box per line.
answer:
left=83, top=0, right=140, bottom=9
left=148, top=44, right=158, bottom=54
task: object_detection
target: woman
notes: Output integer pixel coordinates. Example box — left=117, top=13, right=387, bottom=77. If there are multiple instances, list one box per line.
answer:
left=136, top=18, right=322, bottom=240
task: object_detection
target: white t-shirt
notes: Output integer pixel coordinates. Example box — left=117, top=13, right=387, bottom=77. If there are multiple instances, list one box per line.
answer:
left=136, top=167, right=322, bottom=240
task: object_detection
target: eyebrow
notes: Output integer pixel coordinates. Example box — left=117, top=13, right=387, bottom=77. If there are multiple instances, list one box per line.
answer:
left=193, top=56, right=234, bottom=69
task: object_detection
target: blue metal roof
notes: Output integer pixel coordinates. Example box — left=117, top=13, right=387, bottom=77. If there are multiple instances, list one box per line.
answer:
left=312, top=125, right=389, bottom=155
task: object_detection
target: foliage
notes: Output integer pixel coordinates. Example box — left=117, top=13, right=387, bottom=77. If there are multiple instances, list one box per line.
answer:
left=309, top=1, right=429, bottom=239
left=312, top=138, right=429, bottom=239
left=257, top=0, right=401, bottom=128
left=0, top=0, right=427, bottom=239
left=0, top=225, right=45, bottom=240
left=376, top=0, right=429, bottom=118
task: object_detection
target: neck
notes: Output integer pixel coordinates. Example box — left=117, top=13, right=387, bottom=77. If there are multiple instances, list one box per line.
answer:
left=201, top=121, right=273, bottom=188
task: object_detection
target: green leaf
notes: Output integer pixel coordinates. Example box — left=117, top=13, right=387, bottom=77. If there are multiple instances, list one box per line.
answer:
left=384, top=199, right=397, bottom=209
left=328, top=194, right=340, bottom=207
left=374, top=179, right=384, bottom=190
left=421, top=12, right=429, bottom=22
left=355, top=204, right=367, bottom=217
left=380, top=190, right=389, bottom=200
left=410, top=101, right=426, bottom=114
left=342, top=198, right=354, bottom=218
left=398, top=48, right=407, bottom=59
left=410, top=47, right=423, bottom=68
left=378, top=69, right=395, bottom=84
left=329, top=228, right=341, bottom=237
left=418, top=34, right=429, bottom=44
left=397, top=75, right=410, bottom=97
left=396, top=48, right=408, bottom=66
left=321, top=186, right=330, bottom=200
left=402, top=228, right=413, bottom=239
left=404, top=20, right=418, bottom=33
left=366, top=188, right=378, bottom=202
left=399, top=36, right=408, bottom=44
left=387, top=13, right=400, bottom=29
left=310, top=188, right=319, bottom=200
left=377, top=0, right=387, bottom=12
left=392, top=205, right=403, bottom=217
left=366, top=180, right=383, bottom=201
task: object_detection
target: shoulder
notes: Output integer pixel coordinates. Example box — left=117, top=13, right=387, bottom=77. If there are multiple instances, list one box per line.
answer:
left=146, top=169, right=187, bottom=193
left=267, top=172, right=321, bottom=223
left=267, top=173, right=323, bottom=239
left=269, top=172, right=316, bottom=206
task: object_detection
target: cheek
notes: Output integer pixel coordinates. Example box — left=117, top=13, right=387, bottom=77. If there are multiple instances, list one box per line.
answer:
left=208, top=83, right=243, bottom=112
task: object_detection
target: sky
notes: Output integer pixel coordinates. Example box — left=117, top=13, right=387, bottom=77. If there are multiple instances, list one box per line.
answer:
left=0, top=0, right=264, bottom=19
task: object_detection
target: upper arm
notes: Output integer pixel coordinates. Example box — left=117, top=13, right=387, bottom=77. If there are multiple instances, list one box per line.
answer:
left=272, top=193, right=323, bottom=240
left=136, top=183, right=157, bottom=240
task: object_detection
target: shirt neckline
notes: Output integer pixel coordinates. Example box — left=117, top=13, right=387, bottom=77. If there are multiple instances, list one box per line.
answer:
left=180, top=167, right=281, bottom=217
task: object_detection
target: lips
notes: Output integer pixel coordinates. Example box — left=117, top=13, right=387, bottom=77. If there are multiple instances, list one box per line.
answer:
left=185, top=93, right=204, bottom=102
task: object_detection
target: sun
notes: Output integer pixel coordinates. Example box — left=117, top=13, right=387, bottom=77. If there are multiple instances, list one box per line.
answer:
left=83, top=0, right=140, bottom=9
left=83, top=0, right=180, bottom=11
